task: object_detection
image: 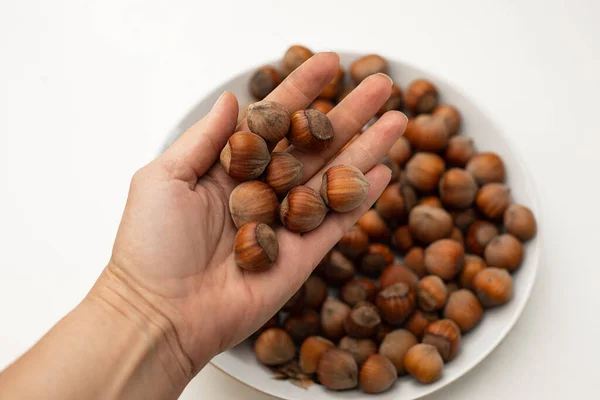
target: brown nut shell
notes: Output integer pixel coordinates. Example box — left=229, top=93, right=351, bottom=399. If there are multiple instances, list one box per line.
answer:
left=323, top=250, right=356, bottom=286
left=234, top=222, right=278, bottom=271
left=229, top=181, right=278, bottom=229
left=349, top=54, right=389, bottom=84
left=359, top=354, right=397, bottom=394
left=338, top=225, right=370, bottom=259
left=320, top=67, right=345, bottom=100
left=317, top=348, right=358, bottom=390
left=443, top=289, right=483, bottom=332
left=377, top=84, right=404, bottom=116
left=289, top=109, right=334, bottom=152
left=280, top=186, right=328, bottom=233
left=405, top=247, right=426, bottom=277
left=405, top=152, right=446, bottom=192
left=392, top=225, right=414, bottom=254
left=504, top=204, right=537, bottom=241
left=220, top=131, right=271, bottom=181
left=466, top=220, right=500, bottom=255
left=309, top=99, right=335, bottom=114
left=445, top=136, right=476, bottom=167
left=403, top=115, right=449, bottom=152
left=320, top=165, right=370, bottom=212
left=417, top=275, right=448, bottom=311
left=247, top=100, right=291, bottom=143
left=388, top=136, right=412, bottom=166
left=340, top=278, right=378, bottom=306
left=459, top=254, right=487, bottom=290
left=473, top=267, right=513, bottom=307
left=254, top=328, right=295, bottom=366
left=375, top=183, right=417, bottom=222
left=422, top=319, right=461, bottom=362
left=379, top=264, right=419, bottom=290
left=466, top=152, right=506, bottom=185
left=404, top=343, right=444, bottom=383
left=475, top=183, right=512, bottom=220
left=283, top=309, right=320, bottom=343
left=404, top=310, right=439, bottom=339
left=409, top=205, right=453, bottom=244
left=484, top=233, right=523, bottom=271
left=357, top=209, right=392, bottom=242
left=378, top=329, right=418, bottom=375
left=282, top=45, right=313, bottom=76
left=299, top=336, right=334, bottom=374
left=439, top=168, right=478, bottom=209
left=452, top=207, right=478, bottom=232
left=376, top=282, right=416, bottom=325
left=433, top=104, right=461, bottom=136
left=264, top=152, right=303, bottom=197
left=249, top=66, right=281, bottom=100
left=344, top=301, right=381, bottom=338
left=359, top=243, right=394, bottom=276
left=424, top=239, right=465, bottom=280
left=321, top=299, right=351, bottom=341
left=405, top=79, right=439, bottom=114
left=304, top=275, right=328, bottom=310
left=338, top=337, right=377, bottom=366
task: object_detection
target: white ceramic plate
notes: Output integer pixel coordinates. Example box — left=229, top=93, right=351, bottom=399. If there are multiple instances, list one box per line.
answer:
left=162, top=52, right=542, bottom=400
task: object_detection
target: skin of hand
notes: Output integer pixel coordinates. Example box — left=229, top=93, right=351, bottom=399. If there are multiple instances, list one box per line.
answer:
left=0, top=52, right=406, bottom=399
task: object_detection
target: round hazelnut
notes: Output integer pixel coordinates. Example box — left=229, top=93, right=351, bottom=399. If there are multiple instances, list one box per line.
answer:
left=339, top=337, right=377, bottom=366
left=314, top=251, right=331, bottom=276
left=424, top=239, right=465, bottom=280
left=359, top=354, right=397, bottom=394
left=445, top=136, right=476, bottom=167
left=304, top=275, right=328, bottom=309
left=392, top=225, right=413, bottom=254
left=375, top=182, right=417, bottom=222
left=320, top=165, right=370, bottom=213
left=475, top=183, right=512, bottom=220
left=404, top=115, right=449, bottom=152
left=459, top=254, right=487, bottom=290
left=283, top=309, right=320, bottom=343
left=299, top=336, right=334, bottom=374
left=234, top=222, right=279, bottom=271
left=439, top=168, right=478, bottom=209
left=484, top=233, right=523, bottom=271
left=359, top=243, right=394, bottom=276
left=340, top=278, right=378, bottom=306
left=246, top=100, right=291, bottom=144
left=405, top=246, right=426, bottom=277
left=387, top=136, right=412, bottom=166
left=282, top=285, right=305, bottom=314
left=320, top=67, right=345, bottom=100
left=450, top=227, right=465, bottom=246
left=220, top=131, right=271, bottom=181
left=344, top=302, right=381, bottom=338
left=377, top=84, right=404, bottom=116
left=322, top=250, right=356, bottom=286
left=466, top=152, right=506, bottom=185
left=288, top=109, right=334, bottom=152
left=280, top=185, right=328, bottom=233
left=405, top=79, right=439, bottom=115
left=405, top=152, right=446, bottom=192
left=444, top=289, right=483, bottom=332
left=317, top=348, right=358, bottom=390
left=419, top=196, right=443, bottom=208
left=451, top=207, right=478, bottom=232
left=281, top=45, right=313, bottom=76
left=433, top=104, right=461, bottom=136
left=504, top=204, right=537, bottom=241
left=404, top=343, right=443, bottom=383
left=229, top=181, right=278, bottom=229
left=404, top=310, right=439, bottom=339
left=254, top=328, right=295, bottom=366
left=338, top=225, right=370, bottom=259
left=249, top=66, right=281, bottom=100
left=379, top=264, right=419, bottom=290
left=349, top=54, right=388, bottom=84
left=409, top=205, right=453, bottom=244
left=378, top=329, right=418, bottom=375
left=321, top=299, right=351, bottom=341
left=309, top=99, right=335, bottom=114
left=272, top=137, right=290, bottom=152
left=466, top=220, right=500, bottom=255
left=357, top=209, right=392, bottom=242
left=473, top=267, right=513, bottom=307
left=418, top=275, right=448, bottom=311
left=376, top=282, right=416, bottom=325
left=422, top=319, right=461, bottom=362
left=264, top=152, right=303, bottom=197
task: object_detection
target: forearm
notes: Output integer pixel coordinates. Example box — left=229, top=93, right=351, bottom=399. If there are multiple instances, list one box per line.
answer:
left=0, top=269, right=195, bottom=400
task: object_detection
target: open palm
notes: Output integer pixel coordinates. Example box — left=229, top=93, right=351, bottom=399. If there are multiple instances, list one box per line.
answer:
left=106, top=53, right=407, bottom=372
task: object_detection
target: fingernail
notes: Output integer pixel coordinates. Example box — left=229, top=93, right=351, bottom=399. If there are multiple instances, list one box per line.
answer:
left=212, top=91, right=227, bottom=110
left=376, top=73, right=394, bottom=87
left=400, top=112, right=408, bottom=124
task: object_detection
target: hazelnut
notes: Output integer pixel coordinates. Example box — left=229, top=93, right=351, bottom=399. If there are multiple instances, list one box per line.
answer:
left=451, top=207, right=478, bottom=232
left=379, top=264, right=419, bottom=290
left=220, top=131, right=271, bottom=181
left=378, top=329, right=418, bottom=375
left=280, top=186, right=328, bottom=233
left=424, top=239, right=465, bottom=280
left=473, top=267, right=513, bottom=307
left=340, top=278, right=378, bottom=306
left=359, top=354, right=397, bottom=394
left=475, top=183, right=512, bottom=220
left=288, top=109, right=334, bottom=152
left=374, top=323, right=394, bottom=344
left=272, top=137, right=290, bottom=152
left=376, top=282, right=416, bottom=325
left=404, top=343, right=444, bottom=383
left=282, top=285, right=305, bottom=314
left=459, top=254, right=487, bottom=290
left=320, top=67, right=345, bottom=100
left=254, top=328, right=295, bottom=366
left=439, top=168, right=478, bottom=209
left=357, top=209, right=391, bottom=242
left=504, top=204, right=537, bottom=241
left=418, top=275, right=448, bottom=311
left=309, top=99, right=335, bottom=114
left=304, top=275, right=328, bottom=310
left=484, top=234, right=523, bottom=271
left=450, top=227, right=465, bottom=246
left=264, top=152, right=303, bottom=197
left=404, top=310, right=439, bottom=339
left=419, top=196, right=443, bottom=208
left=387, top=136, right=413, bottom=166
left=466, top=152, right=506, bottom=185
left=338, top=337, right=377, bottom=365
left=251, top=314, right=280, bottom=339
left=445, top=136, right=476, bottom=167
left=247, top=100, right=291, bottom=144
left=249, top=66, right=282, bottom=100
left=381, top=156, right=401, bottom=182
left=314, top=251, right=332, bottom=276
left=433, top=104, right=461, bottom=136
left=377, top=84, right=404, bottom=116
left=404, top=115, right=449, bottom=152
left=322, top=250, right=356, bottom=286
left=317, top=348, right=358, bottom=390
left=375, top=182, right=417, bottom=222
left=466, top=220, right=500, bottom=255
left=337, top=225, right=370, bottom=259
left=299, top=336, right=334, bottom=374
left=281, top=45, right=313, bottom=76
left=405, top=79, right=439, bottom=115
left=344, top=301, right=381, bottom=338
left=320, top=165, right=370, bottom=212
left=405, top=247, right=426, bottom=277
left=234, top=222, right=279, bottom=271
left=349, top=54, right=388, bottom=84
left=422, top=319, right=461, bottom=362
left=392, top=225, right=413, bottom=254
left=359, top=243, right=394, bottom=276
left=408, top=205, right=453, bottom=244
left=283, top=309, right=320, bottom=343
left=405, top=152, right=446, bottom=192
left=444, top=289, right=483, bottom=332
left=229, top=181, right=278, bottom=228
left=321, top=299, right=351, bottom=340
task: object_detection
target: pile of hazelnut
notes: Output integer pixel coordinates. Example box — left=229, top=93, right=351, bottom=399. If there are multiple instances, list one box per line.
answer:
left=240, top=45, right=537, bottom=394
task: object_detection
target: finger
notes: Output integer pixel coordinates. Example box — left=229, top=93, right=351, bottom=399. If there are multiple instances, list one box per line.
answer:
left=159, top=92, right=239, bottom=182
left=290, top=73, right=394, bottom=182
left=236, top=52, right=340, bottom=132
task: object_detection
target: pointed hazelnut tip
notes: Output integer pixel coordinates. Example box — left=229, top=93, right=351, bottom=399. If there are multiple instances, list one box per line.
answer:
left=220, top=142, right=232, bottom=173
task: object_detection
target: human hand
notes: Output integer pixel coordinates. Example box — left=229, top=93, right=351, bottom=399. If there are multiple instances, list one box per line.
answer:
left=97, top=52, right=407, bottom=377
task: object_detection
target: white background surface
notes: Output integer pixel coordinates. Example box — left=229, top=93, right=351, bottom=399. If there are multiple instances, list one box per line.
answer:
left=0, top=0, right=599, bottom=399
